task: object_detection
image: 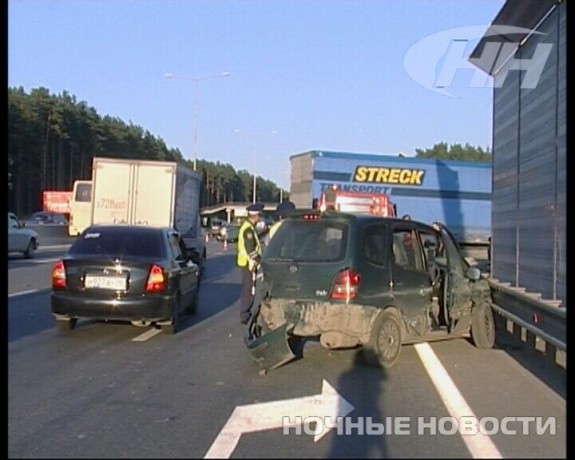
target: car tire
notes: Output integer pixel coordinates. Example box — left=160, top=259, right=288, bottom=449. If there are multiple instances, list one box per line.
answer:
left=185, top=288, right=199, bottom=316
left=57, top=318, right=77, bottom=332
left=131, top=320, right=153, bottom=328
left=162, top=297, right=181, bottom=335
left=23, top=239, right=37, bottom=259
left=364, top=310, right=402, bottom=368
left=471, top=302, right=495, bottom=349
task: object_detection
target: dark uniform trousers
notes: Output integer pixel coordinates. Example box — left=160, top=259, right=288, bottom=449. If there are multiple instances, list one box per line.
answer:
left=240, top=267, right=255, bottom=323
left=237, top=209, right=262, bottom=323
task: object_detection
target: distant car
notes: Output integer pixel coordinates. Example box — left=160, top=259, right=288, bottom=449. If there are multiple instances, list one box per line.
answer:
left=216, top=221, right=270, bottom=243
left=249, top=211, right=495, bottom=369
left=216, top=223, right=241, bottom=243
left=25, top=211, right=68, bottom=226
left=256, top=217, right=274, bottom=239
left=8, top=212, right=40, bottom=258
left=51, top=224, right=200, bottom=334
left=209, top=218, right=226, bottom=237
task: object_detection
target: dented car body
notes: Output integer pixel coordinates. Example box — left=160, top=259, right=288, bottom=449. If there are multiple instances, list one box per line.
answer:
left=246, top=211, right=495, bottom=371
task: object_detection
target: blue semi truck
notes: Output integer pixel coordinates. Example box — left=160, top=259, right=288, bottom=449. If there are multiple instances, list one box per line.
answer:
left=289, top=150, right=491, bottom=246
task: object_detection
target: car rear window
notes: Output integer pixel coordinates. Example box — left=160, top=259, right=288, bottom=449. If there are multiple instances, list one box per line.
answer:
left=264, top=220, right=347, bottom=262
left=69, top=227, right=164, bottom=258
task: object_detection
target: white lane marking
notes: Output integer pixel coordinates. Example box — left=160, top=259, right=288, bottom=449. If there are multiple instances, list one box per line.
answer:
left=29, top=257, right=61, bottom=264
left=39, top=244, right=72, bottom=250
left=8, top=289, right=41, bottom=298
left=414, top=342, right=502, bottom=459
left=9, top=258, right=61, bottom=271
left=9, top=257, right=61, bottom=264
left=131, top=327, right=163, bottom=342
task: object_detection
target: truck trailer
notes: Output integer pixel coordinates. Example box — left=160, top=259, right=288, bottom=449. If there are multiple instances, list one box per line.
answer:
left=290, top=150, right=491, bottom=246
left=89, top=157, right=206, bottom=271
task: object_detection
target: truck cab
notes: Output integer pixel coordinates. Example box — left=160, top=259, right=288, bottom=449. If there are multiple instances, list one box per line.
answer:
left=317, top=189, right=397, bottom=217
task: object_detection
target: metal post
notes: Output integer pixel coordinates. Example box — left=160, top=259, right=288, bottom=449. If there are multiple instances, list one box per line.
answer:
left=164, top=72, right=230, bottom=170
left=193, top=81, right=198, bottom=171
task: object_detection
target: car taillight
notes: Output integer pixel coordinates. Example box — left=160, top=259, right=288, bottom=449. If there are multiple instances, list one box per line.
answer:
left=52, top=260, right=67, bottom=288
left=330, top=269, right=361, bottom=301
left=146, top=264, right=166, bottom=292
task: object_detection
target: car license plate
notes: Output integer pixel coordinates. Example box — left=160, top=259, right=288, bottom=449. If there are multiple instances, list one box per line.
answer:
left=85, top=275, right=127, bottom=291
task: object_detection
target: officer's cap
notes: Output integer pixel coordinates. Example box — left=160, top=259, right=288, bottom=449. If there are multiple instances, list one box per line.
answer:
left=246, top=203, right=264, bottom=215
left=275, top=201, right=296, bottom=219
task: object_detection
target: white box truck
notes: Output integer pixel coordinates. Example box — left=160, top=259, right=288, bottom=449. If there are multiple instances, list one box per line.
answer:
left=89, top=157, right=206, bottom=272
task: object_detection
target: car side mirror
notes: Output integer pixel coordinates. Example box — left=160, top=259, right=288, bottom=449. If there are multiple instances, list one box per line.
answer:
left=465, top=266, right=481, bottom=281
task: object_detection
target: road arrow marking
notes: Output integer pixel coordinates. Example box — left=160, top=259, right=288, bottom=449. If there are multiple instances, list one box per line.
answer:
left=204, top=379, right=354, bottom=458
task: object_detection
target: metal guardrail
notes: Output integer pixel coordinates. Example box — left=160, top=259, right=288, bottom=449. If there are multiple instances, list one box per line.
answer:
left=488, top=278, right=566, bottom=352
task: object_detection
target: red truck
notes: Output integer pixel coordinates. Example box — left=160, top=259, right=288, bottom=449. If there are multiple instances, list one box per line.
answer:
left=317, top=189, right=397, bottom=217
left=42, top=191, right=72, bottom=214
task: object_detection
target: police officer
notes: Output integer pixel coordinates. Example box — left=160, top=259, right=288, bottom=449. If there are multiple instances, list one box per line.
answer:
left=265, top=200, right=296, bottom=244
left=237, top=203, right=264, bottom=324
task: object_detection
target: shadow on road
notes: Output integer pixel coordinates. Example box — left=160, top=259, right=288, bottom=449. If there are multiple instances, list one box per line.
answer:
left=326, top=350, right=388, bottom=458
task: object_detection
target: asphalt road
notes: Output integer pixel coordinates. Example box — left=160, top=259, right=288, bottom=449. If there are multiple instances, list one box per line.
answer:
left=8, top=241, right=566, bottom=458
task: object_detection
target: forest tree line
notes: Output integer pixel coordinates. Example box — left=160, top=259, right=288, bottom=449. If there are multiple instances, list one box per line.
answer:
left=8, top=87, right=491, bottom=218
left=8, top=87, right=285, bottom=217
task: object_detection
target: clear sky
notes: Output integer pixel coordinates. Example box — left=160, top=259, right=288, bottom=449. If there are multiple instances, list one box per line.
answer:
left=8, top=0, right=505, bottom=190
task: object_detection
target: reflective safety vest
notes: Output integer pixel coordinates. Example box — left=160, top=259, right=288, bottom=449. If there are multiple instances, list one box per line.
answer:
left=237, top=220, right=262, bottom=268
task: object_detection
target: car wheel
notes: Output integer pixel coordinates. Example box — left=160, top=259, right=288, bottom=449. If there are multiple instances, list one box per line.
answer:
left=471, top=302, right=495, bottom=349
left=23, top=239, right=37, bottom=259
left=185, top=288, right=199, bottom=316
left=162, top=297, right=181, bottom=335
left=57, top=318, right=77, bottom=332
left=365, top=310, right=402, bottom=368
left=131, top=320, right=153, bottom=327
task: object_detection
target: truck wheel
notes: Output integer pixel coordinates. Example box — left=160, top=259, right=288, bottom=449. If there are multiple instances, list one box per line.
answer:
left=24, top=239, right=37, bottom=259
left=364, top=310, right=402, bottom=368
left=471, top=302, right=495, bottom=349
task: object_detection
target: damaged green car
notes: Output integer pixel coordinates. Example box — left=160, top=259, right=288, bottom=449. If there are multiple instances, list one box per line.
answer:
left=246, top=210, right=495, bottom=371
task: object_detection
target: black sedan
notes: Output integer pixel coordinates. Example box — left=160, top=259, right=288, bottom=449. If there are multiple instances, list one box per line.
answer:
left=51, top=225, right=200, bottom=334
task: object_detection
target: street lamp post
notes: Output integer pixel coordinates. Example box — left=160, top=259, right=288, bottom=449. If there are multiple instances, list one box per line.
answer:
left=234, top=129, right=277, bottom=203
left=164, top=71, right=231, bottom=171
left=253, top=165, right=257, bottom=204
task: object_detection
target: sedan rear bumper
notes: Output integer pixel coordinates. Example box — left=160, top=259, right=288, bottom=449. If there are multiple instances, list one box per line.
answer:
left=51, top=292, right=174, bottom=322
